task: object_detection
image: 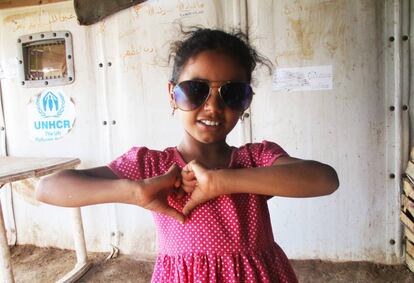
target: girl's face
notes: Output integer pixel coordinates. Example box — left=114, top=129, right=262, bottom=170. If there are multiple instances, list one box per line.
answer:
left=169, top=50, right=248, bottom=145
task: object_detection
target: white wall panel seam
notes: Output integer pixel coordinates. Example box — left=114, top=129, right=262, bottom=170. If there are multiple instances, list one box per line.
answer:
left=400, top=0, right=411, bottom=258
left=95, top=24, right=120, bottom=251
left=385, top=0, right=408, bottom=263
left=410, top=0, right=414, bottom=148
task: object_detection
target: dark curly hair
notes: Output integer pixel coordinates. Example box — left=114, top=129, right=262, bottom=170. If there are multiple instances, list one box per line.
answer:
left=169, top=27, right=272, bottom=84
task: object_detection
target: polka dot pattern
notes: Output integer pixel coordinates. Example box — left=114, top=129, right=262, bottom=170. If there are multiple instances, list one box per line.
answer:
left=108, top=141, right=298, bottom=283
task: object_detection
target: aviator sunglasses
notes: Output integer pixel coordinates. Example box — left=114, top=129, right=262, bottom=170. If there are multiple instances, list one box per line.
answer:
left=171, top=80, right=254, bottom=112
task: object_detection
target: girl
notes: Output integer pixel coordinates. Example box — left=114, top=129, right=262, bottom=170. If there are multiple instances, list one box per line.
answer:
left=37, top=28, right=339, bottom=283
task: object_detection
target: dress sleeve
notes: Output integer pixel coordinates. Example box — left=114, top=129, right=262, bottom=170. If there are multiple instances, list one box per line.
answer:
left=253, top=141, right=289, bottom=200
left=254, top=140, right=289, bottom=167
left=107, top=147, right=149, bottom=181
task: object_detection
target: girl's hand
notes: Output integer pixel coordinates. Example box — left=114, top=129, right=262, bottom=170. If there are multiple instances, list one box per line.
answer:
left=139, top=164, right=185, bottom=223
left=181, top=160, right=220, bottom=216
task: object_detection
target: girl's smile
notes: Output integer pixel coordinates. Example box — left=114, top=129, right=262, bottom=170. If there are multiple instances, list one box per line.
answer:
left=169, top=50, right=248, bottom=145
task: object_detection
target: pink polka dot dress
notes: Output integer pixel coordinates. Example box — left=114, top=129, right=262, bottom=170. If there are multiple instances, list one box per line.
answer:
left=109, top=141, right=298, bottom=283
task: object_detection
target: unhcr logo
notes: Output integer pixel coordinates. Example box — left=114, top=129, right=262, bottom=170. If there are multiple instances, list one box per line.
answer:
left=33, top=90, right=71, bottom=131
left=36, top=91, right=65, bottom=118
left=29, top=90, right=75, bottom=142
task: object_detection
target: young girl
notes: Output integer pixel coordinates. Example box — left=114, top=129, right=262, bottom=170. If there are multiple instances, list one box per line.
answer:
left=37, top=28, right=339, bottom=283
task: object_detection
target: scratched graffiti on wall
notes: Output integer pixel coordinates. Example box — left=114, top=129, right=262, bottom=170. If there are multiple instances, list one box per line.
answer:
left=3, top=10, right=76, bottom=32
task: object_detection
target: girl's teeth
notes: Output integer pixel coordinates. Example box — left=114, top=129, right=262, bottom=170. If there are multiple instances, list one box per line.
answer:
left=201, top=120, right=219, bottom=126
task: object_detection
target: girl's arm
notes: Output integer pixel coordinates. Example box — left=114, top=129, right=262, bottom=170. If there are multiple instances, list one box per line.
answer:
left=36, top=165, right=185, bottom=223
left=36, top=166, right=137, bottom=207
left=214, top=156, right=339, bottom=197
left=181, top=157, right=339, bottom=215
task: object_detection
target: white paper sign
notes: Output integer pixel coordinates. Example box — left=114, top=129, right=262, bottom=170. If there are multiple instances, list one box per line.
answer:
left=27, top=90, right=76, bottom=142
left=272, top=65, right=333, bottom=92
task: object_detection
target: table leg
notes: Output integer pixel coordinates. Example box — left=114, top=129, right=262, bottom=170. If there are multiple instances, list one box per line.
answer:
left=0, top=200, right=14, bottom=283
left=56, top=207, right=91, bottom=283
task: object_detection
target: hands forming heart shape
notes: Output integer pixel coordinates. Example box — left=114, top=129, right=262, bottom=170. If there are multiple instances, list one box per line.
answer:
left=139, top=161, right=221, bottom=224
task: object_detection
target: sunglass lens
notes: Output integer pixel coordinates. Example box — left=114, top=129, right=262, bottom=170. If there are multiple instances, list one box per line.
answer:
left=174, top=81, right=209, bottom=110
left=221, top=82, right=253, bottom=111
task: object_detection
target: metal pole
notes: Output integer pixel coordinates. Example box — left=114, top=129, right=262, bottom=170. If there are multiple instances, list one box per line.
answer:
left=71, top=207, right=87, bottom=265
left=0, top=200, right=14, bottom=283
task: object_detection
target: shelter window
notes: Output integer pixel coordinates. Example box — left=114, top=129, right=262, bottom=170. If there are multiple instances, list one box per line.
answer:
left=17, top=31, right=74, bottom=88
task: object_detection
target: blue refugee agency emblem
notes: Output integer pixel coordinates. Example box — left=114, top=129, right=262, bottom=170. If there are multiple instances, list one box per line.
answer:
left=36, top=91, right=65, bottom=118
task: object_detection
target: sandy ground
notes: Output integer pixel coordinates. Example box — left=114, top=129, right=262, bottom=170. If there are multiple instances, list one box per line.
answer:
left=10, top=245, right=414, bottom=283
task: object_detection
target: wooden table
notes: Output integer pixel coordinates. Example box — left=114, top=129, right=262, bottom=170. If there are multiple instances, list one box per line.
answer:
left=0, top=157, right=92, bottom=283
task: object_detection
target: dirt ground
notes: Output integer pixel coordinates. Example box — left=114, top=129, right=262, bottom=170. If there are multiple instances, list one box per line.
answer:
left=10, top=245, right=414, bottom=283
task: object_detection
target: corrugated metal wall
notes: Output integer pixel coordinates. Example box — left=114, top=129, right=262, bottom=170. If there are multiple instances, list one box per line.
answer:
left=0, top=0, right=405, bottom=263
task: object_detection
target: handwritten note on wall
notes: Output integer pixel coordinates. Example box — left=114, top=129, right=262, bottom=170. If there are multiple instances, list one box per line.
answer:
left=272, top=65, right=333, bottom=92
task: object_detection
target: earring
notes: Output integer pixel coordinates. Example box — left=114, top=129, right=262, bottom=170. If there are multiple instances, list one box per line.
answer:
left=170, top=99, right=178, bottom=116
left=171, top=107, right=177, bottom=116
left=240, top=112, right=249, bottom=121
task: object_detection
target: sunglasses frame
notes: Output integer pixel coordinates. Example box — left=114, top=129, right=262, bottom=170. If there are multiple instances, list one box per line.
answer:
left=171, top=79, right=254, bottom=112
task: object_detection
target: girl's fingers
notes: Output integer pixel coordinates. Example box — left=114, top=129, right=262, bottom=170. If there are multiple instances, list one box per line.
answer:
left=161, top=164, right=181, bottom=187
left=182, top=179, right=197, bottom=187
left=185, top=160, right=205, bottom=176
left=181, top=184, right=195, bottom=194
left=167, top=164, right=179, bottom=174
left=181, top=170, right=195, bottom=181
left=181, top=181, right=196, bottom=194
left=174, top=175, right=181, bottom=188
left=182, top=197, right=198, bottom=216
left=175, top=188, right=185, bottom=199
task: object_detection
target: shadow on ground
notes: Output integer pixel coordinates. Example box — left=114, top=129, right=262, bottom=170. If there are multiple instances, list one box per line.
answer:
left=10, top=245, right=414, bottom=283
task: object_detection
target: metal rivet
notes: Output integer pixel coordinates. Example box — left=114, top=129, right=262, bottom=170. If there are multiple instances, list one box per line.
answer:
left=402, top=105, right=408, bottom=111
left=103, top=121, right=107, bottom=125
left=402, top=35, right=409, bottom=41
left=65, top=33, right=69, bottom=37
left=389, top=239, right=395, bottom=245
left=112, top=120, right=116, bottom=125
left=68, top=55, right=72, bottom=59
left=108, top=62, right=112, bottom=67
left=389, top=36, right=395, bottom=42
left=389, top=106, right=395, bottom=111
left=19, top=60, right=22, bottom=64
left=44, top=81, right=48, bottom=85
left=53, top=32, right=57, bottom=37
left=21, top=81, right=25, bottom=85
left=68, top=77, right=73, bottom=81
left=40, top=34, right=44, bottom=38
left=389, top=173, right=395, bottom=179
left=17, top=38, right=21, bottom=43
left=99, top=63, right=103, bottom=68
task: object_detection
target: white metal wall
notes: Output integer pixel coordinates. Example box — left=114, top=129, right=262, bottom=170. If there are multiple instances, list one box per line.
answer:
left=0, top=0, right=405, bottom=263
left=0, top=0, right=252, bottom=259
left=247, top=0, right=404, bottom=263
